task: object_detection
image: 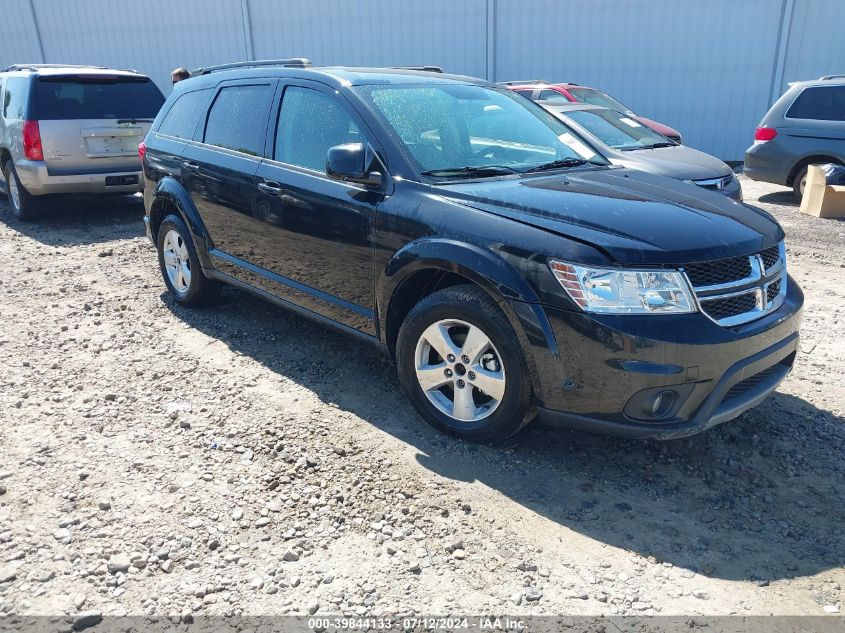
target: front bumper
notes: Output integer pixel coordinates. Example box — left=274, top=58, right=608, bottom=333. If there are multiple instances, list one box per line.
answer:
left=528, top=277, right=803, bottom=439
left=15, top=159, right=143, bottom=195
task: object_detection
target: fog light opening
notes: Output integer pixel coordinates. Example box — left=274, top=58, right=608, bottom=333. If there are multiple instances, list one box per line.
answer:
left=646, top=390, right=676, bottom=419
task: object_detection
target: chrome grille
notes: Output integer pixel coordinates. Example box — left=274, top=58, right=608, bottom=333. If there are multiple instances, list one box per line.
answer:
left=691, top=173, right=734, bottom=192
left=685, top=255, right=751, bottom=287
left=760, top=245, right=780, bottom=270
left=684, top=242, right=787, bottom=326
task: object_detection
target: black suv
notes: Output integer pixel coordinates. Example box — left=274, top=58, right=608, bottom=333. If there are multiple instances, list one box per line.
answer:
left=142, top=61, right=803, bottom=443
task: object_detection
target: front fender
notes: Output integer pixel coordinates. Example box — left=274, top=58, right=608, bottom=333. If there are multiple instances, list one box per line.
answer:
left=379, top=238, right=561, bottom=403
left=151, top=177, right=212, bottom=269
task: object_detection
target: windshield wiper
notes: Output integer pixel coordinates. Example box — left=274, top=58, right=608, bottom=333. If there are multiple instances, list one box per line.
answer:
left=637, top=142, right=678, bottom=149
left=421, top=165, right=521, bottom=178
left=522, top=157, right=589, bottom=173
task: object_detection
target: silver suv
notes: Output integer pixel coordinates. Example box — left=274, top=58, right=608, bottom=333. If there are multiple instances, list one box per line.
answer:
left=745, top=76, right=845, bottom=201
left=0, top=64, right=164, bottom=220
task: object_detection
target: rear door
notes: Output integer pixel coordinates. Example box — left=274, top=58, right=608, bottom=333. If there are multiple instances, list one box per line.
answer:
left=35, top=74, right=165, bottom=176
left=180, top=79, right=277, bottom=274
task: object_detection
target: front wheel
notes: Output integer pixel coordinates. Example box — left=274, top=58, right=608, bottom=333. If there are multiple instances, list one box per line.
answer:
left=396, top=285, right=535, bottom=443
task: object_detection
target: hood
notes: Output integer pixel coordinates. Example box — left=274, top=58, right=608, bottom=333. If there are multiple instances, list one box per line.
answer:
left=610, top=145, right=732, bottom=181
left=437, top=167, right=782, bottom=265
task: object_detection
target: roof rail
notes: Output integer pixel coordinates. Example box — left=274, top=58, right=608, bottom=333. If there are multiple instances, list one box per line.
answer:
left=2, top=63, right=111, bottom=72
left=390, top=66, right=444, bottom=73
left=497, top=79, right=548, bottom=86
left=192, top=58, right=313, bottom=75
left=819, top=74, right=845, bottom=80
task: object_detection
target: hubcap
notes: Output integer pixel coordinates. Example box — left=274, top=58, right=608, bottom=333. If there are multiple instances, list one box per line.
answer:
left=8, top=171, right=20, bottom=211
left=162, top=229, right=192, bottom=295
left=799, top=174, right=807, bottom=196
left=414, top=319, right=506, bottom=422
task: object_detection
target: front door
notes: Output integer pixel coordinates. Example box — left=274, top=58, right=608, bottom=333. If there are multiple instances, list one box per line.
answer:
left=180, top=80, right=276, bottom=277
left=251, top=82, right=381, bottom=334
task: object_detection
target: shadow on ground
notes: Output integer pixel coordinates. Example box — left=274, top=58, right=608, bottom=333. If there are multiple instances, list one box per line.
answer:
left=162, top=284, right=845, bottom=585
left=758, top=191, right=798, bottom=207
left=0, top=194, right=144, bottom=246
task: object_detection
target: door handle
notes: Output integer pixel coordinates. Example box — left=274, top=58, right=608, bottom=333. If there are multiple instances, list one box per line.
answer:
left=258, top=181, right=284, bottom=194
left=182, top=160, right=200, bottom=171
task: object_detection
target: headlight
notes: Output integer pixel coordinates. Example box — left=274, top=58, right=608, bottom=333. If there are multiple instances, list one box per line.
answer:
left=549, top=260, right=696, bottom=314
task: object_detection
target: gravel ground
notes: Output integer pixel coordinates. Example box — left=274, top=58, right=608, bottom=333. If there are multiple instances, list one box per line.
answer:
left=0, top=175, right=843, bottom=621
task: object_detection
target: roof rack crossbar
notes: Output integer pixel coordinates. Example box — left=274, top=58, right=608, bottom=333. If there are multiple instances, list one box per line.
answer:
left=2, top=63, right=111, bottom=72
left=820, top=74, right=845, bottom=80
left=497, top=79, right=548, bottom=86
left=389, top=66, right=444, bottom=73
left=192, top=58, right=313, bottom=75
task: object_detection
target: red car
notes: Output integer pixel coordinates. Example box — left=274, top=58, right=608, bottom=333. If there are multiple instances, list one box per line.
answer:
left=502, top=80, right=682, bottom=144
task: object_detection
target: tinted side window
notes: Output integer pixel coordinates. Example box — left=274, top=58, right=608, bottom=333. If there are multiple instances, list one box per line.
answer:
left=275, top=86, right=362, bottom=173
left=204, top=84, right=273, bottom=156
left=158, top=89, right=211, bottom=139
left=786, top=86, right=845, bottom=121
left=3, top=77, right=29, bottom=120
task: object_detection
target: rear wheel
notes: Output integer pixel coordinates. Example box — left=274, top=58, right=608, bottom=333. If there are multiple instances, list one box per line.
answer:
left=156, top=214, right=218, bottom=306
left=396, top=285, right=535, bottom=443
left=792, top=166, right=809, bottom=202
left=3, top=161, right=41, bottom=221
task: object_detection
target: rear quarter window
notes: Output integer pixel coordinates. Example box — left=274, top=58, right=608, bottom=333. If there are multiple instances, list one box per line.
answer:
left=157, top=89, right=212, bottom=139
left=35, top=75, right=165, bottom=120
left=3, top=77, right=29, bottom=120
left=785, top=86, right=845, bottom=121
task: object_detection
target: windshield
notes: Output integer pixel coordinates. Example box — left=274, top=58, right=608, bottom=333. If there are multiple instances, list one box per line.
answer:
left=565, top=109, right=672, bottom=150
left=35, top=75, right=165, bottom=120
left=355, top=84, right=606, bottom=176
left=567, top=87, right=629, bottom=112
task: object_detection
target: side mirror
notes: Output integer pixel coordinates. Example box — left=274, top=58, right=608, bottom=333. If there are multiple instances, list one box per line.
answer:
left=326, top=143, right=384, bottom=187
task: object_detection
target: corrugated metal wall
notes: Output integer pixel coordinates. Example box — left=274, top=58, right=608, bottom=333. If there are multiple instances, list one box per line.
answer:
left=1, top=0, right=842, bottom=160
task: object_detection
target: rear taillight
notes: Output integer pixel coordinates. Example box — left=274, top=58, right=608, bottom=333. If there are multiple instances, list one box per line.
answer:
left=754, top=127, right=778, bottom=142
left=22, top=120, right=43, bottom=161
left=138, top=140, right=146, bottom=161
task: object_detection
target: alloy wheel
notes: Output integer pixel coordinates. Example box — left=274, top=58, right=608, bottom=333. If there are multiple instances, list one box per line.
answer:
left=414, top=318, right=506, bottom=422
left=162, top=229, right=192, bottom=295
left=8, top=171, right=20, bottom=212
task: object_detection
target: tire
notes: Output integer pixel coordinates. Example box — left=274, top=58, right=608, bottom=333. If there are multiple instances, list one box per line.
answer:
left=793, top=162, right=843, bottom=202
left=396, top=284, right=535, bottom=443
left=3, top=161, right=41, bottom=221
left=156, top=213, right=218, bottom=306
left=792, top=166, right=808, bottom=203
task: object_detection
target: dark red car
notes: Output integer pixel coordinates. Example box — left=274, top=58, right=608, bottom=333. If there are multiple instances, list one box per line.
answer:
left=502, top=80, right=682, bottom=144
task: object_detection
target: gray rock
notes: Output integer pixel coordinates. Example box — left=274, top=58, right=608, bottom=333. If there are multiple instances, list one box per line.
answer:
left=160, top=559, right=174, bottom=573
left=53, top=528, right=72, bottom=541
left=524, top=587, right=543, bottom=602
left=107, top=554, right=131, bottom=574
left=307, top=601, right=320, bottom=615
left=72, top=611, right=102, bottom=631
left=97, top=500, right=111, bottom=511
left=0, top=564, right=19, bottom=584
left=282, top=549, right=299, bottom=562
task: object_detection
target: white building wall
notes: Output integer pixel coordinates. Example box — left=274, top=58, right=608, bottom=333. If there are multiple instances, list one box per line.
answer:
left=1, top=0, right=842, bottom=160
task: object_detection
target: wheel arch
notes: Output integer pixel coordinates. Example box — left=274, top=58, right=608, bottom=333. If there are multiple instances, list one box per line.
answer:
left=787, top=154, right=844, bottom=186
left=379, top=238, right=560, bottom=400
left=148, top=177, right=212, bottom=269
